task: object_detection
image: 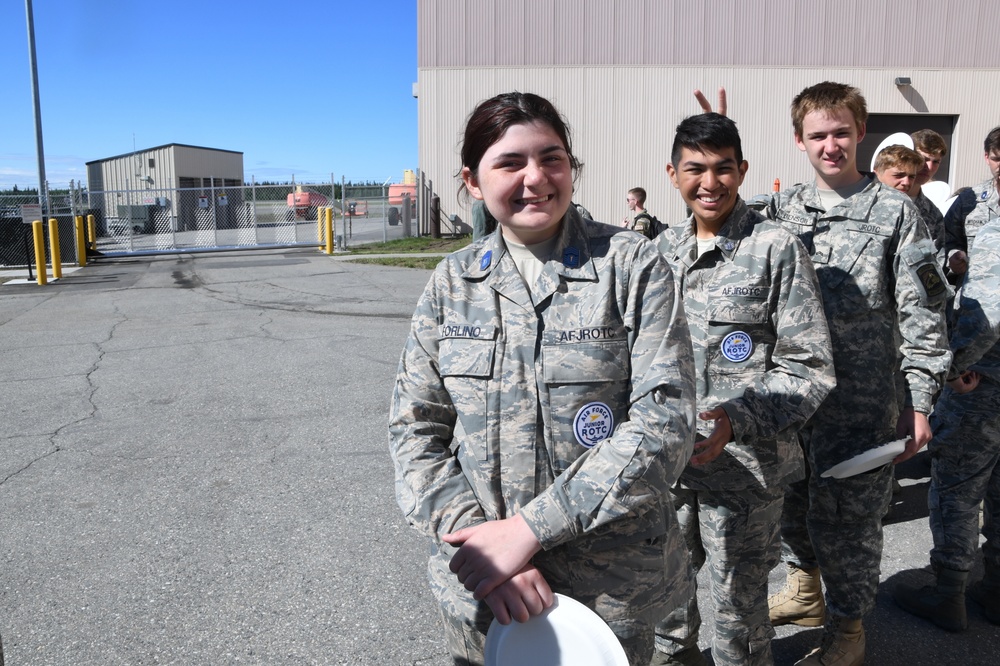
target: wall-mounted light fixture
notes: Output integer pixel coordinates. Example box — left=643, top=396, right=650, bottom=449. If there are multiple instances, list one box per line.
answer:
left=894, top=77, right=912, bottom=86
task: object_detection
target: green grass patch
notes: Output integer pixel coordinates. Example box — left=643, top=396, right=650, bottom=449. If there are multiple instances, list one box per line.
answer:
left=345, top=235, right=472, bottom=254
left=348, top=256, right=445, bottom=270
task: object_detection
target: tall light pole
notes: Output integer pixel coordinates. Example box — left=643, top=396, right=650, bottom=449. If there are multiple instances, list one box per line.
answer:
left=25, top=0, right=48, bottom=214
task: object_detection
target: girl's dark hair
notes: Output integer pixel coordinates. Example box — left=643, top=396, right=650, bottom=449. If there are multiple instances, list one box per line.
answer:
left=458, top=92, right=582, bottom=199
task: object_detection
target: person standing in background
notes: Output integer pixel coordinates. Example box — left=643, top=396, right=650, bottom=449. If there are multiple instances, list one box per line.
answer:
left=910, top=129, right=949, bottom=260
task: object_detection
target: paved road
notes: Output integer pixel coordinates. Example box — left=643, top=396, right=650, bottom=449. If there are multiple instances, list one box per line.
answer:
left=0, top=248, right=996, bottom=665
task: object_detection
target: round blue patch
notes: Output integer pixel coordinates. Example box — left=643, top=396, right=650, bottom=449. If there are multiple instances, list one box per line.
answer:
left=721, top=331, right=753, bottom=362
left=573, top=402, right=614, bottom=448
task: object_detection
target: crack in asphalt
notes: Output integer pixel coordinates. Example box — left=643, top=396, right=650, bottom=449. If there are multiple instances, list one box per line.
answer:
left=0, top=300, right=128, bottom=486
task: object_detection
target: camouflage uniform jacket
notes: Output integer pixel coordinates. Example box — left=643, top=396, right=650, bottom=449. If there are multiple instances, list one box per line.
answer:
left=656, top=199, right=835, bottom=491
left=948, top=218, right=1000, bottom=383
left=390, top=208, right=696, bottom=566
left=913, top=189, right=946, bottom=262
left=945, top=178, right=999, bottom=260
left=760, top=180, right=950, bottom=473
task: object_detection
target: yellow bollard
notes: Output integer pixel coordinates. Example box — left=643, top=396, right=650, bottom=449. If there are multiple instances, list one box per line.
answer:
left=87, top=214, right=96, bottom=250
left=75, top=216, right=87, bottom=267
left=48, top=218, right=62, bottom=280
left=32, top=220, right=47, bottom=285
left=325, top=207, right=334, bottom=255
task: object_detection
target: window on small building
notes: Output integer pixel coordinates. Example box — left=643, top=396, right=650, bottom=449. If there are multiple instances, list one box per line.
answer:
left=148, top=158, right=155, bottom=168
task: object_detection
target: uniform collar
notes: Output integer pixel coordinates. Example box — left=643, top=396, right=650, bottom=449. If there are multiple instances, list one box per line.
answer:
left=461, top=206, right=598, bottom=288
left=674, top=198, right=751, bottom=267
left=978, top=178, right=1000, bottom=212
left=462, top=205, right=597, bottom=307
left=803, top=175, right=879, bottom=221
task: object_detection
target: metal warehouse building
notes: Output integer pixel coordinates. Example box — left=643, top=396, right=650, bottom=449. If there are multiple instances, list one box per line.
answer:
left=416, top=0, right=1000, bottom=228
left=86, top=144, right=243, bottom=234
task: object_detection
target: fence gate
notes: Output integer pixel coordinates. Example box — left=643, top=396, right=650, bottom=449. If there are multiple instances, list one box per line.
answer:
left=1, top=181, right=427, bottom=267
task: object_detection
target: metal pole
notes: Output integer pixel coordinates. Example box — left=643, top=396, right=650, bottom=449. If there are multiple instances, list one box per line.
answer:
left=32, top=220, right=46, bottom=285
left=418, top=169, right=424, bottom=236
left=24, top=226, right=34, bottom=280
left=252, top=175, right=258, bottom=245
left=341, top=175, right=348, bottom=243
left=330, top=172, right=337, bottom=251
left=24, top=0, right=47, bottom=217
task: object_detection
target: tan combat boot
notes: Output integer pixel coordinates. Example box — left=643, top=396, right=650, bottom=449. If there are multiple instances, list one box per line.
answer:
left=794, top=617, right=865, bottom=666
left=769, top=563, right=826, bottom=627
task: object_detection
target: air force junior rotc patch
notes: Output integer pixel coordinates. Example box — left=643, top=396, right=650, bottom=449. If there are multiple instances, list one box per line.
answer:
left=480, top=250, right=492, bottom=270
left=721, top=331, right=753, bottom=362
left=573, top=402, right=613, bottom=448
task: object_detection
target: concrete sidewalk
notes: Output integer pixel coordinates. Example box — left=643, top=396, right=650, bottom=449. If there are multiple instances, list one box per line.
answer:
left=0, top=248, right=996, bottom=664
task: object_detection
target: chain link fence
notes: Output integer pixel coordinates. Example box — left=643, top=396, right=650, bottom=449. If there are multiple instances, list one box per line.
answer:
left=0, top=181, right=430, bottom=267
left=0, top=173, right=471, bottom=267
left=0, top=189, right=86, bottom=269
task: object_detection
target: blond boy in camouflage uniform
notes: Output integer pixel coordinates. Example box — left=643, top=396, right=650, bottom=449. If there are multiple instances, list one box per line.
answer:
left=759, top=82, right=950, bottom=666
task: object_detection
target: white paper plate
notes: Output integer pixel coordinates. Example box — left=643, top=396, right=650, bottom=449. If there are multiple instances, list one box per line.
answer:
left=869, top=132, right=915, bottom=172
left=484, top=593, right=628, bottom=666
left=820, top=438, right=909, bottom=479
left=921, top=180, right=951, bottom=211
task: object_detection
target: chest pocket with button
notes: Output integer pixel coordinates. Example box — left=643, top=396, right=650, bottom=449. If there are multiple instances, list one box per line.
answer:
left=813, top=229, right=893, bottom=315
left=541, top=334, right=630, bottom=472
left=706, top=299, right=772, bottom=376
left=438, top=324, right=497, bottom=461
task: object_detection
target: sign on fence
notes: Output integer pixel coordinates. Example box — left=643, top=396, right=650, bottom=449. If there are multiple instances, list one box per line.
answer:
left=20, top=204, right=42, bottom=224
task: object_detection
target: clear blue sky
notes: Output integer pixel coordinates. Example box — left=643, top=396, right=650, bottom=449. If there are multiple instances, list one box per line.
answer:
left=0, top=0, right=417, bottom=189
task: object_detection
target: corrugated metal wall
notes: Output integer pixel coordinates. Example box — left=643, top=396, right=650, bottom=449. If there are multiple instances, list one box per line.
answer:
left=420, top=0, right=1000, bottom=69
left=417, top=0, right=1000, bottom=227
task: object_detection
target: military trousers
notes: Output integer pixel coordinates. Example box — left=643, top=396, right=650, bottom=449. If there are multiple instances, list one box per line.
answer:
left=928, top=380, right=1000, bottom=572
left=780, top=437, right=894, bottom=620
left=654, top=485, right=783, bottom=666
left=431, top=534, right=691, bottom=666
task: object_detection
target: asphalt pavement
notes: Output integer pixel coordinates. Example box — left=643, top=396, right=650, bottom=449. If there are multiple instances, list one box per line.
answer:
left=1, top=248, right=996, bottom=665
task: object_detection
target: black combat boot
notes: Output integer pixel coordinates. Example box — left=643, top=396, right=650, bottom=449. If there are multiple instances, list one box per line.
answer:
left=893, top=565, right=968, bottom=632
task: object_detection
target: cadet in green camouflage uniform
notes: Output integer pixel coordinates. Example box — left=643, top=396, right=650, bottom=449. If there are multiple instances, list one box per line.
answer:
left=943, top=127, right=1000, bottom=282
left=651, top=113, right=835, bottom=666
left=910, top=129, right=949, bottom=263
left=389, top=92, right=697, bottom=666
left=894, top=217, right=1000, bottom=631
left=758, top=82, right=950, bottom=666
left=913, top=191, right=946, bottom=263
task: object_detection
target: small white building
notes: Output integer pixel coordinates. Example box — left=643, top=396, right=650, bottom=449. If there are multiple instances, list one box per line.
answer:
left=86, top=144, right=244, bottom=233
